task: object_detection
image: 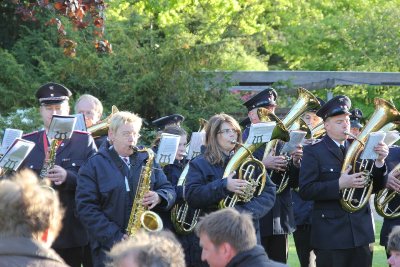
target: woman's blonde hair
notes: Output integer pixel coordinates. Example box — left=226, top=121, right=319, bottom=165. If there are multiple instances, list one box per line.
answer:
left=109, top=111, right=142, bottom=134
left=0, top=170, right=63, bottom=239
left=204, top=113, right=241, bottom=165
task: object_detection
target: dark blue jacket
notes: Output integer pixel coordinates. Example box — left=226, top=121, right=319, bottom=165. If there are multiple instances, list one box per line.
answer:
left=299, top=135, right=386, bottom=249
left=226, top=245, right=288, bottom=267
left=76, top=144, right=176, bottom=267
left=22, top=130, right=97, bottom=249
left=380, top=146, right=400, bottom=247
left=252, top=141, right=297, bottom=237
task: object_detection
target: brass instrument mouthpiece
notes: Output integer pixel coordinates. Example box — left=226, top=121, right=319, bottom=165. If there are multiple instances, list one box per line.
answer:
left=344, top=131, right=365, bottom=146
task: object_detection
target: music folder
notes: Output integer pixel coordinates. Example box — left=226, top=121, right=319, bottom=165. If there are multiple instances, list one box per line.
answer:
left=187, top=132, right=206, bottom=160
left=0, top=138, right=35, bottom=171
left=360, top=131, right=386, bottom=160
left=0, top=128, right=23, bottom=155
left=281, top=130, right=307, bottom=154
left=47, top=115, right=77, bottom=140
left=384, top=130, right=400, bottom=147
left=156, top=133, right=180, bottom=165
left=72, top=113, right=87, bottom=132
left=245, top=122, right=276, bottom=145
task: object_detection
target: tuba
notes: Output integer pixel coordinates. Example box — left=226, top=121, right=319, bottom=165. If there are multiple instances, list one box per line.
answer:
left=263, top=87, right=321, bottom=194
left=87, top=105, right=119, bottom=138
left=126, top=147, right=163, bottom=237
left=218, top=109, right=289, bottom=209
left=374, top=163, right=400, bottom=218
left=340, top=98, right=400, bottom=212
left=170, top=164, right=202, bottom=234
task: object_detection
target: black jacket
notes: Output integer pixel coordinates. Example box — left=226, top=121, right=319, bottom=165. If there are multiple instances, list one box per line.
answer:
left=22, top=130, right=97, bottom=249
left=226, top=245, right=288, bottom=267
left=299, top=135, right=386, bottom=249
left=76, top=144, right=176, bottom=267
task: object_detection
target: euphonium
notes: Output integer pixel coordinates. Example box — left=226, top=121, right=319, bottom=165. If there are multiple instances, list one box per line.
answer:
left=170, top=164, right=202, bottom=234
left=87, top=105, right=119, bottom=138
left=340, top=98, right=400, bottom=212
left=311, top=121, right=326, bottom=139
left=126, top=146, right=163, bottom=237
left=263, top=87, right=321, bottom=194
left=374, top=163, right=400, bottom=218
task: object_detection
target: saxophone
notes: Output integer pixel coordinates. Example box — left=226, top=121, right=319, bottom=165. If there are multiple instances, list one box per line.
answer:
left=40, top=139, right=61, bottom=179
left=126, top=146, right=163, bottom=237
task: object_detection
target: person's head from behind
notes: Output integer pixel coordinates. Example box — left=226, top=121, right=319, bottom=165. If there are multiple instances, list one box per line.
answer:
left=109, top=111, right=143, bottom=157
left=388, top=226, right=400, bottom=267
left=75, top=94, right=104, bottom=127
left=0, top=169, right=63, bottom=247
left=195, top=208, right=256, bottom=267
left=36, top=82, right=72, bottom=130
left=204, top=113, right=241, bottom=164
left=109, top=230, right=185, bottom=267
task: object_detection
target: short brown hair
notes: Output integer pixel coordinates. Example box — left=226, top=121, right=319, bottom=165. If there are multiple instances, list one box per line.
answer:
left=0, top=170, right=63, bottom=238
left=388, top=226, right=400, bottom=252
left=204, top=113, right=241, bottom=165
left=109, top=230, right=185, bottom=267
left=152, top=125, right=187, bottom=147
left=195, top=208, right=256, bottom=253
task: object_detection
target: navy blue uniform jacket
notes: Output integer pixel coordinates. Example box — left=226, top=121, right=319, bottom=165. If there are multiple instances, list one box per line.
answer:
left=22, top=130, right=97, bottom=249
left=299, top=135, right=386, bottom=249
left=185, top=154, right=276, bottom=235
left=380, top=146, right=400, bottom=247
left=75, top=144, right=176, bottom=265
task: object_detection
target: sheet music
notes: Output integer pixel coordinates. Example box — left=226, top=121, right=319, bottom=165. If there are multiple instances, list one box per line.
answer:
left=72, top=113, right=87, bottom=132
left=0, top=128, right=23, bottom=155
left=156, top=133, right=180, bottom=165
left=187, top=132, right=206, bottom=160
left=0, top=138, right=35, bottom=171
left=384, top=130, right=400, bottom=147
left=47, top=115, right=77, bottom=140
left=281, top=130, right=307, bottom=154
left=245, top=122, right=276, bottom=145
left=360, top=131, right=386, bottom=160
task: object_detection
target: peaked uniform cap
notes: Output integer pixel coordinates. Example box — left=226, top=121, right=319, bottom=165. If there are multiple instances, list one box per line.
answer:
left=243, top=88, right=278, bottom=111
left=350, top=108, right=364, bottom=129
left=36, top=82, right=72, bottom=105
left=316, top=95, right=351, bottom=120
left=152, top=114, right=185, bottom=129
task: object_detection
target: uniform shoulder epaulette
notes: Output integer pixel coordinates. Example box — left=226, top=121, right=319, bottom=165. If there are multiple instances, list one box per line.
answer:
left=22, top=131, right=39, bottom=137
left=311, top=139, right=322, bottom=145
left=73, top=130, right=90, bottom=135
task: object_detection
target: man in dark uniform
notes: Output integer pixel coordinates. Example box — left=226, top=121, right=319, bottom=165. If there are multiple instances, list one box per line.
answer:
left=242, top=88, right=302, bottom=264
left=22, top=82, right=97, bottom=267
left=349, top=108, right=364, bottom=138
left=299, top=95, right=388, bottom=267
left=152, top=114, right=185, bottom=130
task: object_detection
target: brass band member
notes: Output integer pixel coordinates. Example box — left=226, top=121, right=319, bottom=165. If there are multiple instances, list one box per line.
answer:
left=152, top=114, right=185, bottom=131
left=299, top=95, right=388, bottom=267
left=76, top=111, right=176, bottom=267
left=185, top=113, right=276, bottom=267
left=22, top=82, right=97, bottom=267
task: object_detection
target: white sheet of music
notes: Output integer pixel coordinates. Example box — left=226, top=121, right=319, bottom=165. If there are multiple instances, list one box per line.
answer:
left=47, top=115, right=77, bottom=140
left=360, top=131, right=386, bottom=160
left=0, top=128, right=23, bottom=155
left=187, top=132, right=206, bottom=160
left=384, top=130, right=400, bottom=147
left=72, top=113, right=87, bottom=132
left=0, top=138, right=35, bottom=171
left=156, top=133, right=180, bottom=165
left=281, top=130, right=307, bottom=154
left=245, top=122, right=276, bottom=145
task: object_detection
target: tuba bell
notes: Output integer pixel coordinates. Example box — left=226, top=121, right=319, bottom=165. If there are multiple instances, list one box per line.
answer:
left=263, top=87, right=321, bottom=194
left=374, top=163, right=400, bottom=218
left=340, top=98, right=400, bottom=212
left=87, top=105, right=119, bottom=138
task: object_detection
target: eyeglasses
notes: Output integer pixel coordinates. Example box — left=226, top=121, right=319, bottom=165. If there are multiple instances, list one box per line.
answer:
left=218, top=129, right=239, bottom=135
left=122, top=132, right=141, bottom=139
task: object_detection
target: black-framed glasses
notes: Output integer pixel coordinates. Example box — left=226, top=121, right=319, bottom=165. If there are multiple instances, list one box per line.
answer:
left=218, top=129, right=239, bottom=135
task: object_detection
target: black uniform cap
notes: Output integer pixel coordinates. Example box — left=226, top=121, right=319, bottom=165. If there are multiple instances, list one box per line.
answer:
left=316, top=95, right=351, bottom=120
left=152, top=114, right=184, bottom=129
left=239, top=117, right=251, bottom=128
left=243, top=88, right=277, bottom=112
left=350, top=108, right=364, bottom=129
left=36, top=82, right=72, bottom=106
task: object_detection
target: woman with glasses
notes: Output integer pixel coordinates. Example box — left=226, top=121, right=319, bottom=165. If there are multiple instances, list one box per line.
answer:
left=75, top=111, right=176, bottom=267
left=185, top=113, right=276, bottom=267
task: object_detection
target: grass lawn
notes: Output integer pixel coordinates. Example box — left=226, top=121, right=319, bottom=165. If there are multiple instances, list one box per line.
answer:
left=287, top=220, right=388, bottom=267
